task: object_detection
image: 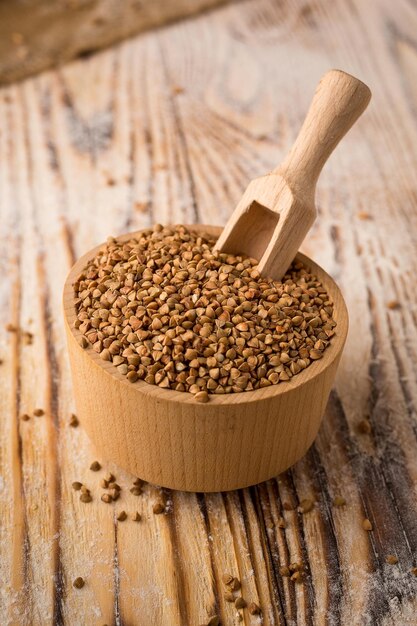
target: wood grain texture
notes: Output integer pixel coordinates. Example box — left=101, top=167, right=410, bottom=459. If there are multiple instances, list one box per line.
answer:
left=1, top=0, right=417, bottom=623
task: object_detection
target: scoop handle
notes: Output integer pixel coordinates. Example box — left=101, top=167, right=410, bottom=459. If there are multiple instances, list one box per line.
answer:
left=275, top=70, right=371, bottom=192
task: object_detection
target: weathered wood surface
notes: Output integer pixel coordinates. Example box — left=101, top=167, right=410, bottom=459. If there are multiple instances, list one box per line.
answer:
left=1, top=0, right=417, bottom=624
left=0, top=0, right=232, bottom=85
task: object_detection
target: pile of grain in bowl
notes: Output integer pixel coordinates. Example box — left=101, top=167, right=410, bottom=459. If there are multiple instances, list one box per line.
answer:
left=73, top=225, right=336, bottom=402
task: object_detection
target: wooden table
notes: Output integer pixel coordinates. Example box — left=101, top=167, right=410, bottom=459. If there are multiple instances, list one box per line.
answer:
left=1, top=0, right=417, bottom=624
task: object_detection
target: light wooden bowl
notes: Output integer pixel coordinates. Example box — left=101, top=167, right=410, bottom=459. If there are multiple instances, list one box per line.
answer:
left=63, top=225, right=348, bottom=492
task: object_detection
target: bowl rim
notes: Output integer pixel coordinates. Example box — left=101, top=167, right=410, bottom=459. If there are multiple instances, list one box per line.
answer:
left=63, top=224, right=348, bottom=406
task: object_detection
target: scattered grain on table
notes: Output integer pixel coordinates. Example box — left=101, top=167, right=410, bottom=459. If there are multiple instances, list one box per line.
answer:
left=386, top=555, right=398, bottom=565
left=228, top=577, right=241, bottom=591
left=222, top=573, right=234, bottom=586
left=73, top=577, right=85, bottom=589
left=23, top=331, right=34, bottom=345
left=153, top=501, right=165, bottom=515
left=289, top=562, right=303, bottom=572
left=69, top=414, right=79, bottom=427
left=358, top=419, right=372, bottom=434
left=362, top=518, right=373, bottom=531
left=235, top=597, right=246, bottom=609
left=248, top=602, right=261, bottom=615
left=357, top=211, right=373, bottom=220
left=110, top=489, right=120, bottom=501
left=291, top=571, right=303, bottom=583
left=80, top=489, right=92, bottom=503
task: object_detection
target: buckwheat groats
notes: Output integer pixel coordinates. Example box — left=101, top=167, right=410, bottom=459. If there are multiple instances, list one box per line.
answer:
left=73, top=225, right=336, bottom=401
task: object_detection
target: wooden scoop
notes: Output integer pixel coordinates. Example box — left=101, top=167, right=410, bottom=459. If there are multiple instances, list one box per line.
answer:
left=214, top=69, right=371, bottom=279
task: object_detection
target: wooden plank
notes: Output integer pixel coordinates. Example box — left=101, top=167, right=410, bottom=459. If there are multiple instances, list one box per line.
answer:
left=1, top=0, right=417, bottom=623
left=0, top=0, right=233, bottom=85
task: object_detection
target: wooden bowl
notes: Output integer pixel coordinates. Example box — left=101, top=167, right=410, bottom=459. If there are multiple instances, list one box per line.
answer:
left=63, top=225, right=348, bottom=492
